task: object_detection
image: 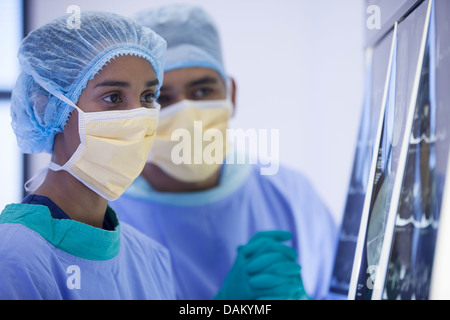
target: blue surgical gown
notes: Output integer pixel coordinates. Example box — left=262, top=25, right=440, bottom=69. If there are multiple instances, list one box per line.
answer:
left=110, top=162, right=338, bottom=300
left=0, top=203, right=176, bottom=300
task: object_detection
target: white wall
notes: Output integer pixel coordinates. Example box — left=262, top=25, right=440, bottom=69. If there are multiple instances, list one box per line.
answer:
left=0, top=102, right=23, bottom=210
left=0, top=0, right=24, bottom=211
left=26, top=0, right=365, bottom=224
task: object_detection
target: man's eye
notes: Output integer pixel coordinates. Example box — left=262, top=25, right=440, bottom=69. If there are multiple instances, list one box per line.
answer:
left=156, top=95, right=173, bottom=107
left=103, top=94, right=121, bottom=104
left=192, top=88, right=213, bottom=99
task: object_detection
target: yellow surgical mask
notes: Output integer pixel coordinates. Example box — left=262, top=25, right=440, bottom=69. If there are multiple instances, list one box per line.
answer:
left=49, top=104, right=160, bottom=201
left=148, top=98, right=232, bottom=183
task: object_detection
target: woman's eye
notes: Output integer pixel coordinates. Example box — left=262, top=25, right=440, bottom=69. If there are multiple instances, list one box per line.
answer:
left=103, top=94, right=121, bottom=104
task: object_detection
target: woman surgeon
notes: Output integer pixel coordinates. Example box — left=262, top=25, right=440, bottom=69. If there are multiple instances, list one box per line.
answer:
left=0, top=11, right=175, bottom=299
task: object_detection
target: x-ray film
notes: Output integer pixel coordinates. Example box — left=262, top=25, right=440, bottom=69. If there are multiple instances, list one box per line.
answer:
left=348, top=23, right=399, bottom=300
left=329, top=30, right=395, bottom=299
left=429, top=0, right=450, bottom=300
left=328, top=50, right=375, bottom=298
left=380, top=0, right=450, bottom=300
left=349, top=0, right=430, bottom=300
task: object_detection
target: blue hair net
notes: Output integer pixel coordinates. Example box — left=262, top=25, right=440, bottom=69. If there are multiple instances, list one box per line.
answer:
left=133, top=4, right=226, bottom=81
left=11, top=11, right=167, bottom=154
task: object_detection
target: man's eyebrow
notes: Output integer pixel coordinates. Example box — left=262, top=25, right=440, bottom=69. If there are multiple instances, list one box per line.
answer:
left=94, top=79, right=159, bottom=88
left=159, top=76, right=219, bottom=92
left=186, top=77, right=219, bottom=88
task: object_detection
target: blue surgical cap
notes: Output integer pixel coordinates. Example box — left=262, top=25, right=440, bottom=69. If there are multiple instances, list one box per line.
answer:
left=133, top=4, right=227, bottom=81
left=11, top=11, right=167, bottom=154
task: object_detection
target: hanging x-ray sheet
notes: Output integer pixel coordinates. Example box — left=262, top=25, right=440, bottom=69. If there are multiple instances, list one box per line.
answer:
left=430, top=150, right=450, bottom=299
left=348, top=25, right=398, bottom=300
left=429, top=0, right=450, bottom=299
left=380, top=0, right=450, bottom=300
left=349, top=0, right=430, bottom=300
left=329, top=31, right=393, bottom=298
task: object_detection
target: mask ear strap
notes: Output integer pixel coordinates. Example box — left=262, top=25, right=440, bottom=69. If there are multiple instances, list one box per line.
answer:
left=22, top=73, right=83, bottom=194
left=24, top=159, right=73, bottom=193
left=29, top=70, right=82, bottom=112
left=24, top=166, right=48, bottom=193
left=225, top=77, right=233, bottom=102
left=48, top=161, right=66, bottom=172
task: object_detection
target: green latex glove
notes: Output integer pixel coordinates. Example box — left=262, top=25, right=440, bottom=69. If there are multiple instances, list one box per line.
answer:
left=215, top=231, right=310, bottom=300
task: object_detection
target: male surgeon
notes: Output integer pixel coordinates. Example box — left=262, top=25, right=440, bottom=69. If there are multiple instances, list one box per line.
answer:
left=110, top=3, right=338, bottom=300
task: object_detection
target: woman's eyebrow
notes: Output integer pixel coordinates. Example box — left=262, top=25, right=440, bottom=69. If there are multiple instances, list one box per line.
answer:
left=94, top=79, right=159, bottom=88
left=145, top=79, right=159, bottom=87
left=94, top=81, right=130, bottom=88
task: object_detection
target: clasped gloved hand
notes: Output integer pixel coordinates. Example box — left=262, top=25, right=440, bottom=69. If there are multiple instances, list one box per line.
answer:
left=214, top=231, right=311, bottom=300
